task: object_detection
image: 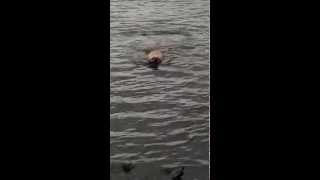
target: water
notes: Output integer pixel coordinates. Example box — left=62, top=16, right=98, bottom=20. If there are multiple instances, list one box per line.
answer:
left=110, top=0, right=210, bottom=179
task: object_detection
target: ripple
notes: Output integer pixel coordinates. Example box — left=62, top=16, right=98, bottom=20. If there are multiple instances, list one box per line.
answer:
left=143, top=140, right=188, bottom=147
left=110, top=131, right=157, bottom=138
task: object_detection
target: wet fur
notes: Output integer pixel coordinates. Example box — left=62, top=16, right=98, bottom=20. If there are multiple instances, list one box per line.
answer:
left=146, top=50, right=163, bottom=62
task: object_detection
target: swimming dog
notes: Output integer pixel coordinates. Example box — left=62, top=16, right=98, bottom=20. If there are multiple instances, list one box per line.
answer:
left=144, top=49, right=163, bottom=69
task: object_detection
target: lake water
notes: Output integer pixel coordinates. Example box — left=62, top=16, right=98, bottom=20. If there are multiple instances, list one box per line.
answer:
left=110, top=0, right=210, bottom=179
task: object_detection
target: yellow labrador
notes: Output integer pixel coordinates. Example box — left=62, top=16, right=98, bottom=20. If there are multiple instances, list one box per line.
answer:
left=144, top=49, right=163, bottom=69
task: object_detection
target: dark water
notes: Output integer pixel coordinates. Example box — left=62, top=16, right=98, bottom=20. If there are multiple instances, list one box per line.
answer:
left=110, top=0, right=210, bottom=179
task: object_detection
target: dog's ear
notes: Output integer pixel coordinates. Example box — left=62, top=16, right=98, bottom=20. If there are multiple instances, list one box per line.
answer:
left=143, top=49, right=152, bottom=55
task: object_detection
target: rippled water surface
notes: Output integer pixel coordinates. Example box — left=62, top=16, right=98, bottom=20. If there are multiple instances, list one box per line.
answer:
left=110, top=0, right=210, bottom=179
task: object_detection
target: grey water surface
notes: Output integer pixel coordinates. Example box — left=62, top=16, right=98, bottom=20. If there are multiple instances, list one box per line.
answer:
left=110, top=0, right=210, bottom=179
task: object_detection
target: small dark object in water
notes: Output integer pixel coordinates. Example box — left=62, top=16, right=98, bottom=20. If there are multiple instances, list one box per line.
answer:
left=161, top=167, right=173, bottom=175
left=171, top=167, right=185, bottom=180
left=121, top=162, right=135, bottom=173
